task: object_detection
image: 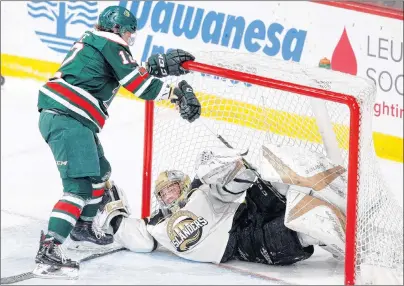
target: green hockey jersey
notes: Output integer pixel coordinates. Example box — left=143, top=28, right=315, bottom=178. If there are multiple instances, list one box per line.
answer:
left=38, top=30, right=171, bottom=133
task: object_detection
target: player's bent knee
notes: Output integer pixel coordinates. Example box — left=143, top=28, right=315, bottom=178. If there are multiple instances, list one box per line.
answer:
left=90, top=156, right=111, bottom=184
left=62, top=177, right=93, bottom=200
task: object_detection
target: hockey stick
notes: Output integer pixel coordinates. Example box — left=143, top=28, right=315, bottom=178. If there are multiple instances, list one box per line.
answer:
left=201, top=121, right=286, bottom=203
left=0, top=247, right=125, bottom=285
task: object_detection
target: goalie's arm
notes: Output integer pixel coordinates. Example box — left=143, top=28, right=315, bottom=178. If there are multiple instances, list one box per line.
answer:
left=195, top=147, right=257, bottom=203
left=113, top=217, right=158, bottom=253
left=93, top=182, right=158, bottom=253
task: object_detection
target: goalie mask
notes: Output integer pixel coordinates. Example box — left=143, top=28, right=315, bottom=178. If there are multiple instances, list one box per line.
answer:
left=154, top=170, right=191, bottom=213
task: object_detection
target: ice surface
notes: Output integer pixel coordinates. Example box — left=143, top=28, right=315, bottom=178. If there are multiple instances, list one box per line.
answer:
left=1, top=77, right=402, bottom=284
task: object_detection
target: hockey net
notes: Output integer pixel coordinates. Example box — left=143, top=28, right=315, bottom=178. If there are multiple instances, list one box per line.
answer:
left=141, top=51, right=403, bottom=285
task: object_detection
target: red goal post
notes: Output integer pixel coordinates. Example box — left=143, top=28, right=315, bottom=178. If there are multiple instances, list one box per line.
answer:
left=141, top=52, right=403, bottom=285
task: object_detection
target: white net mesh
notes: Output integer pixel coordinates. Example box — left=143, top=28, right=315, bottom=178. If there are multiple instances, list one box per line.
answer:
left=145, top=51, right=403, bottom=284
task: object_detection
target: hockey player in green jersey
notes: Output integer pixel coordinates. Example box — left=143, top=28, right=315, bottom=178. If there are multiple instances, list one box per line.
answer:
left=35, top=5, right=200, bottom=277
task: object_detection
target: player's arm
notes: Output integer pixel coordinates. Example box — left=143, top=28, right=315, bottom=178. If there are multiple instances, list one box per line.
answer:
left=103, top=44, right=201, bottom=122
left=102, top=43, right=170, bottom=101
left=93, top=182, right=157, bottom=253
left=195, top=147, right=257, bottom=203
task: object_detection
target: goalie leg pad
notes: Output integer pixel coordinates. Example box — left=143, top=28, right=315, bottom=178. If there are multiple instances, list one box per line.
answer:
left=284, top=187, right=346, bottom=260
left=259, top=144, right=348, bottom=214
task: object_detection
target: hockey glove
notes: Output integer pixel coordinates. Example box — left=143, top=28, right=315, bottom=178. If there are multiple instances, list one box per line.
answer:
left=93, top=181, right=131, bottom=235
left=170, top=80, right=201, bottom=123
left=147, top=49, right=195, bottom=78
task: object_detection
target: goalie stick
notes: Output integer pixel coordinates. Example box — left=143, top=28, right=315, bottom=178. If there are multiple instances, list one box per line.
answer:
left=0, top=247, right=125, bottom=285
left=201, top=121, right=286, bottom=204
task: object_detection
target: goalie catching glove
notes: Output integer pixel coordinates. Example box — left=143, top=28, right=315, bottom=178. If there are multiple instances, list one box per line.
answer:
left=196, top=147, right=257, bottom=195
left=146, top=49, right=195, bottom=77
left=93, top=181, right=131, bottom=235
left=170, top=80, right=201, bottom=123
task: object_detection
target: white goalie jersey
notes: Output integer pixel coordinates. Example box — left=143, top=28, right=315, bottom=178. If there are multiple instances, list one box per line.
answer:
left=115, top=184, right=242, bottom=263
left=97, top=144, right=349, bottom=264
left=113, top=148, right=255, bottom=264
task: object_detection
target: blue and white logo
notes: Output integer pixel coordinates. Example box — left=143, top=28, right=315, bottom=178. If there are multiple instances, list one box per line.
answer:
left=27, top=1, right=98, bottom=54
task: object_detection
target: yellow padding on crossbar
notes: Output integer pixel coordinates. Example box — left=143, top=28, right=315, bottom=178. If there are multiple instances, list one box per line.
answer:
left=1, top=53, right=402, bottom=163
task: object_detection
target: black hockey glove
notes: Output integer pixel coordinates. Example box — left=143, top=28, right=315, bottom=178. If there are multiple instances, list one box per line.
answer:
left=147, top=49, right=195, bottom=78
left=170, top=80, right=201, bottom=123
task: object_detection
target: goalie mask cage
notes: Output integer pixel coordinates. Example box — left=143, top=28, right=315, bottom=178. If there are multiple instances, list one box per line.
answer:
left=141, top=51, right=403, bottom=285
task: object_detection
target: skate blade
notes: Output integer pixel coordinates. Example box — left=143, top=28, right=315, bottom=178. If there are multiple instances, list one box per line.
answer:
left=32, top=263, right=79, bottom=280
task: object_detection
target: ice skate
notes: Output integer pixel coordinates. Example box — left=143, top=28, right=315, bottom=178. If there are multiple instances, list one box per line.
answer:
left=33, top=231, right=79, bottom=279
left=68, top=219, right=114, bottom=251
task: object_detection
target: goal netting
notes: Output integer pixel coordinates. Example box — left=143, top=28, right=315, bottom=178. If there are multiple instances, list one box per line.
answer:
left=141, top=51, right=403, bottom=285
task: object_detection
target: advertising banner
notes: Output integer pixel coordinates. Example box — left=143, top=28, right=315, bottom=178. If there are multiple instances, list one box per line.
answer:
left=1, top=1, right=402, bottom=161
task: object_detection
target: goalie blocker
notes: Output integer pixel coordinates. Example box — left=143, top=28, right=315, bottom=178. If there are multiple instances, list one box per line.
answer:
left=93, top=145, right=347, bottom=266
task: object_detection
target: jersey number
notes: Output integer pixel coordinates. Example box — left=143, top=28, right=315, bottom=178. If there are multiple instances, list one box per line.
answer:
left=61, top=42, right=84, bottom=68
left=119, top=51, right=136, bottom=64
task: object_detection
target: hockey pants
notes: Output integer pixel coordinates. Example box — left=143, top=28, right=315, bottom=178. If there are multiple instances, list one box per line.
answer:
left=221, top=180, right=314, bottom=265
left=38, top=111, right=111, bottom=243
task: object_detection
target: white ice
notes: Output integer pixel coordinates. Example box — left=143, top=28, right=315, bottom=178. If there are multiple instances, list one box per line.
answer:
left=1, top=77, right=403, bottom=285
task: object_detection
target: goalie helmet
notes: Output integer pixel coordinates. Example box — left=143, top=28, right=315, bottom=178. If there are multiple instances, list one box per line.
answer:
left=154, top=170, right=191, bottom=213
left=97, top=6, right=137, bottom=45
